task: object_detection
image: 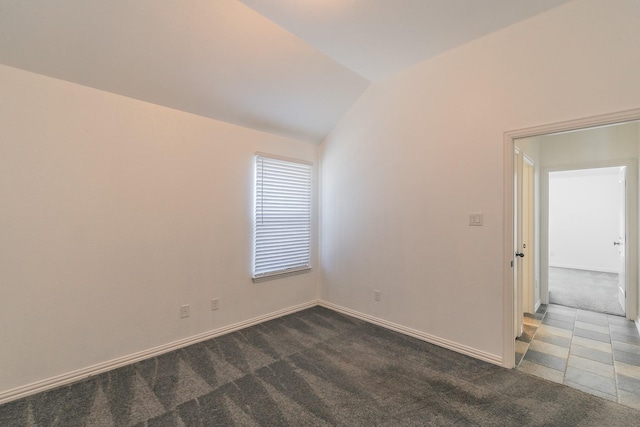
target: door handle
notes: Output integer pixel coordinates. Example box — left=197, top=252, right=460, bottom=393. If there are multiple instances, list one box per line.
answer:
left=614, top=242, right=621, bottom=246
left=515, top=252, right=525, bottom=257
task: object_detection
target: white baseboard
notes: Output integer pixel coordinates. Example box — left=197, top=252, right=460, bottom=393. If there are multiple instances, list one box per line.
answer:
left=548, top=263, right=618, bottom=274
left=0, top=300, right=319, bottom=405
left=318, top=300, right=503, bottom=367
left=1, top=299, right=505, bottom=405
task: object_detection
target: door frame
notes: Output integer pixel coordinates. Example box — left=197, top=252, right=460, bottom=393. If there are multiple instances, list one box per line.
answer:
left=503, top=107, right=640, bottom=368
left=541, top=161, right=634, bottom=310
left=619, top=166, right=628, bottom=313
left=522, top=154, right=536, bottom=314
left=513, top=149, right=536, bottom=338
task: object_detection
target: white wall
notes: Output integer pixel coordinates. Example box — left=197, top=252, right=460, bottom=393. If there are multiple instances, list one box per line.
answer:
left=320, top=0, right=640, bottom=362
left=0, top=64, right=319, bottom=395
left=549, top=168, right=622, bottom=272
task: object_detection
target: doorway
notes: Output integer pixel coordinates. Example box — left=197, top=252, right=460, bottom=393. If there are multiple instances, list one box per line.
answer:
left=548, top=166, right=626, bottom=316
left=503, top=108, right=640, bottom=369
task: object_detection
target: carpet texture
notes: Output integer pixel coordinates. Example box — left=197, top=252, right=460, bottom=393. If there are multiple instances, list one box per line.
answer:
left=1, top=306, right=639, bottom=426
left=549, top=267, right=624, bottom=316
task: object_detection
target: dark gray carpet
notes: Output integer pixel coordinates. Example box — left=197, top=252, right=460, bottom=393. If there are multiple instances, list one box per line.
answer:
left=1, top=306, right=639, bottom=426
left=549, top=267, right=624, bottom=316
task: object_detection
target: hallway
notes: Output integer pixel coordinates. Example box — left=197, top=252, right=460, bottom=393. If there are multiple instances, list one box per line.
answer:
left=516, top=304, right=640, bottom=409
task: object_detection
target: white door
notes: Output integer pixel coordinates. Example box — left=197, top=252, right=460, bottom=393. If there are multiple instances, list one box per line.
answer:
left=514, top=149, right=524, bottom=338
left=522, top=157, right=535, bottom=313
left=617, top=166, right=627, bottom=314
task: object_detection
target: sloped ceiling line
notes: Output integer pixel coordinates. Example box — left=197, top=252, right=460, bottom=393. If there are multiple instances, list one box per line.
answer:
left=0, top=0, right=569, bottom=143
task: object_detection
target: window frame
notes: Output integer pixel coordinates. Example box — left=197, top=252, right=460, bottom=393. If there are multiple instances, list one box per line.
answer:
left=252, top=152, right=312, bottom=281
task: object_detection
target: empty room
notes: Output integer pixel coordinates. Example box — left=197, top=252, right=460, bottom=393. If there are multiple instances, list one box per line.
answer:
left=1, top=1, right=640, bottom=425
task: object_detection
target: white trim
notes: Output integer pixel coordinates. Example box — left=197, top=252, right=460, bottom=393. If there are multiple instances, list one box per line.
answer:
left=503, top=107, right=640, bottom=370
left=503, top=131, right=516, bottom=368
left=2, top=298, right=507, bottom=405
left=0, top=300, right=319, bottom=405
left=636, top=319, right=640, bottom=337
left=504, top=108, right=640, bottom=141
left=548, top=264, right=619, bottom=274
left=254, top=151, right=313, bottom=166
left=252, top=267, right=312, bottom=283
left=319, top=301, right=503, bottom=366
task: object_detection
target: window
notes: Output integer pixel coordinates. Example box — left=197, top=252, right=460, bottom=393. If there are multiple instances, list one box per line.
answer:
left=253, top=153, right=312, bottom=280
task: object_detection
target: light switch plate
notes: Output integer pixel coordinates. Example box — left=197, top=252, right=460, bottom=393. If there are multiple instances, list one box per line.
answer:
left=468, top=213, right=483, bottom=226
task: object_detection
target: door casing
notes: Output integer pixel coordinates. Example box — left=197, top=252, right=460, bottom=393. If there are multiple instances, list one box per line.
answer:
left=503, top=108, right=640, bottom=368
left=522, top=156, right=536, bottom=314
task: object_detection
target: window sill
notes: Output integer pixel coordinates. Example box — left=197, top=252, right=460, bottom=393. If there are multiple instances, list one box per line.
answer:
left=252, top=267, right=312, bottom=283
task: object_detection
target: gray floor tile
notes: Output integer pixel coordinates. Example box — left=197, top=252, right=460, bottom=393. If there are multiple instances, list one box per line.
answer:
left=523, top=349, right=566, bottom=371
left=529, top=340, right=569, bottom=359
left=570, top=345, right=613, bottom=365
left=516, top=324, right=537, bottom=344
left=576, top=313, right=609, bottom=327
left=523, top=317, right=541, bottom=327
left=576, top=315, right=609, bottom=326
left=617, top=374, right=640, bottom=394
left=542, top=317, right=574, bottom=331
left=611, top=331, right=640, bottom=345
left=609, top=323, right=640, bottom=335
left=612, top=340, right=640, bottom=355
left=545, top=311, right=576, bottom=323
left=574, top=328, right=610, bottom=343
left=564, top=380, right=617, bottom=402
left=517, top=305, right=640, bottom=411
left=614, top=349, right=640, bottom=367
left=577, top=308, right=608, bottom=318
left=524, top=312, right=544, bottom=321
left=518, top=360, right=564, bottom=383
left=618, top=389, right=640, bottom=410
left=535, top=332, right=570, bottom=348
left=565, top=366, right=617, bottom=396
left=538, top=324, right=573, bottom=339
left=609, top=315, right=634, bottom=326
left=572, top=336, right=612, bottom=353
left=547, top=304, right=576, bottom=314
left=567, top=355, right=614, bottom=378
left=575, top=321, right=609, bottom=335
left=615, top=361, right=640, bottom=379
left=515, top=340, right=529, bottom=354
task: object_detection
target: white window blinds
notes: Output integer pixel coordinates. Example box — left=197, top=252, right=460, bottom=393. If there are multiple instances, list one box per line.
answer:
left=253, top=154, right=312, bottom=279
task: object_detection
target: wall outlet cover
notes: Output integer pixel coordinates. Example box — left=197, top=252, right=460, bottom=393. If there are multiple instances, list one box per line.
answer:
left=468, top=213, right=483, bottom=226
left=180, top=304, right=190, bottom=318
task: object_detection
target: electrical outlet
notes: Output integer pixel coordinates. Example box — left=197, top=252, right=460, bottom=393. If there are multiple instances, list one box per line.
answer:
left=180, top=304, right=190, bottom=318
left=211, top=298, right=219, bottom=311
left=374, top=290, right=381, bottom=301
left=468, top=213, right=483, bottom=226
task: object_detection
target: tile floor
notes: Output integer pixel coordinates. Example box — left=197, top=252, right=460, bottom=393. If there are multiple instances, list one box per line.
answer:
left=516, top=303, right=640, bottom=410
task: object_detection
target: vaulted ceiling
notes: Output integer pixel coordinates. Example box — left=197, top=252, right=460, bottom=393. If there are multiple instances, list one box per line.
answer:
left=0, top=0, right=568, bottom=143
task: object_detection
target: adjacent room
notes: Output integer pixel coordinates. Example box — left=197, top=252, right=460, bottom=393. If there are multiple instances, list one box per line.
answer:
left=1, top=0, right=640, bottom=424
left=513, top=122, right=640, bottom=404
left=548, top=166, right=626, bottom=316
